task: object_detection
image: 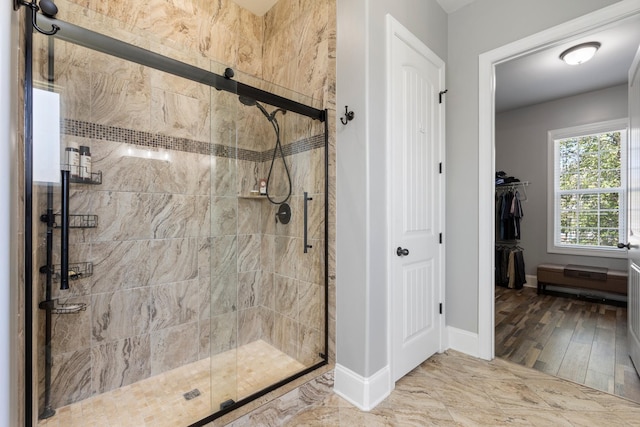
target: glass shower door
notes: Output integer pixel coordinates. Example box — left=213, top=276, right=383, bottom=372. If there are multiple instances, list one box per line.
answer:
left=208, top=87, right=326, bottom=413
left=32, top=33, right=225, bottom=426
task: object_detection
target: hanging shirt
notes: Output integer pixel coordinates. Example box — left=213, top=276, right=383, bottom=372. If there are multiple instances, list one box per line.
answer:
left=511, top=191, right=524, bottom=240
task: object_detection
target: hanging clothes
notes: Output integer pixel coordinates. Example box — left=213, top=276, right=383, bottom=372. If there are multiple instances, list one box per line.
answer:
left=513, top=248, right=526, bottom=289
left=496, top=188, right=524, bottom=241
left=500, top=190, right=515, bottom=240
left=495, top=246, right=526, bottom=289
left=495, top=183, right=527, bottom=289
left=511, top=190, right=524, bottom=240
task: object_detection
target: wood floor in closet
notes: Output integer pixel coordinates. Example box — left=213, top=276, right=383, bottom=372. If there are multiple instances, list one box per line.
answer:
left=495, top=285, right=640, bottom=402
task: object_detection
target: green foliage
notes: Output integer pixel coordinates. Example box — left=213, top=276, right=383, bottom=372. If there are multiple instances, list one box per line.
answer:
left=558, top=132, right=621, bottom=190
left=557, top=131, right=623, bottom=248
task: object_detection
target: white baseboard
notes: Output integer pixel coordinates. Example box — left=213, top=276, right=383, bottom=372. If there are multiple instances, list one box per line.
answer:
left=525, top=274, right=537, bottom=289
left=333, top=363, right=391, bottom=411
left=447, top=326, right=479, bottom=358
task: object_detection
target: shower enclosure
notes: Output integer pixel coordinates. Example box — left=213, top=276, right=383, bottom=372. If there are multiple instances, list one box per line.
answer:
left=25, top=7, right=328, bottom=426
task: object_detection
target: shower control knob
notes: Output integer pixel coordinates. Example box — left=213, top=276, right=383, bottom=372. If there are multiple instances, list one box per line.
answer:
left=396, top=247, right=409, bottom=257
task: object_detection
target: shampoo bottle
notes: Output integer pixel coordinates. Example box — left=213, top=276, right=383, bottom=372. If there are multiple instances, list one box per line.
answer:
left=79, top=145, right=92, bottom=182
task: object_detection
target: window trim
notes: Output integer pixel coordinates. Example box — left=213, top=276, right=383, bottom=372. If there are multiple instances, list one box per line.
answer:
left=547, top=118, right=629, bottom=259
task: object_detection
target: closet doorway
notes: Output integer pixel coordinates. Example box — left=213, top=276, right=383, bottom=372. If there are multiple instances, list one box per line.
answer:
left=492, top=13, right=640, bottom=402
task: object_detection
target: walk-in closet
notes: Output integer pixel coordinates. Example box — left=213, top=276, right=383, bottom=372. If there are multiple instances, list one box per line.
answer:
left=493, top=15, right=640, bottom=403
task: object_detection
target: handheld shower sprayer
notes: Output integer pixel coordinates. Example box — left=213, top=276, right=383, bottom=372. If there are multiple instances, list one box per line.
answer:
left=238, top=95, right=291, bottom=204
left=239, top=96, right=286, bottom=122
left=239, top=96, right=271, bottom=120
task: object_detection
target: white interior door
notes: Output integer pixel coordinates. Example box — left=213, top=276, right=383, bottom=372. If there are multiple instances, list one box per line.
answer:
left=388, top=16, right=444, bottom=382
left=627, top=44, right=640, bottom=375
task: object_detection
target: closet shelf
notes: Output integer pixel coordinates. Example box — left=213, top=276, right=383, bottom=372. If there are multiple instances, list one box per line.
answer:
left=496, top=181, right=529, bottom=201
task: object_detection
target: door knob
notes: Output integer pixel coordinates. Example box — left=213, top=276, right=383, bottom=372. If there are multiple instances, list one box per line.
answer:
left=396, top=247, right=409, bottom=257
left=618, top=242, right=632, bottom=249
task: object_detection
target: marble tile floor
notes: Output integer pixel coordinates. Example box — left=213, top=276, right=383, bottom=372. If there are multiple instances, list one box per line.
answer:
left=224, top=350, right=640, bottom=427
left=37, top=340, right=306, bottom=427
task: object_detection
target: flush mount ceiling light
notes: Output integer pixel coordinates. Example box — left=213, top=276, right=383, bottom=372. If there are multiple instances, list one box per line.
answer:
left=560, top=42, right=601, bottom=65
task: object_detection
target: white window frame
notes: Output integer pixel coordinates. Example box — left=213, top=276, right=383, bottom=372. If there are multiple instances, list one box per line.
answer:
left=547, top=118, right=628, bottom=258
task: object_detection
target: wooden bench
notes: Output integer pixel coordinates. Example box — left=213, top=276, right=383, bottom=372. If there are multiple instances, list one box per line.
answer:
left=536, top=263, right=628, bottom=295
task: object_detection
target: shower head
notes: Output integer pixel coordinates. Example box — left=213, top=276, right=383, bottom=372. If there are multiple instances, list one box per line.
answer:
left=239, top=96, right=271, bottom=121
left=238, top=95, right=256, bottom=107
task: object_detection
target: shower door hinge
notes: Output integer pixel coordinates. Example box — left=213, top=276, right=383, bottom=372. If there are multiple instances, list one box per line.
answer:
left=439, top=303, right=443, bottom=314
left=439, top=89, right=448, bottom=104
left=439, top=233, right=442, bottom=244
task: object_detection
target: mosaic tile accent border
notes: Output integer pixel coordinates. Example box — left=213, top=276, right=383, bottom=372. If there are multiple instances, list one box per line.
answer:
left=62, top=119, right=325, bottom=161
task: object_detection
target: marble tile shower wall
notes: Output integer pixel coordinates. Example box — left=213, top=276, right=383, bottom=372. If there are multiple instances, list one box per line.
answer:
left=38, top=146, right=213, bottom=410
left=258, top=149, right=326, bottom=366
left=209, top=123, right=326, bottom=368
left=37, top=115, right=326, bottom=410
left=29, top=0, right=334, bottom=414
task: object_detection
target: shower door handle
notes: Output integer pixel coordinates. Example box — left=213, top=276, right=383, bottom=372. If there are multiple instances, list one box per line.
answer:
left=304, top=192, right=313, bottom=253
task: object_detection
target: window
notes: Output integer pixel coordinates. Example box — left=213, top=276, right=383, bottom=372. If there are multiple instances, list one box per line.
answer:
left=548, top=119, right=628, bottom=258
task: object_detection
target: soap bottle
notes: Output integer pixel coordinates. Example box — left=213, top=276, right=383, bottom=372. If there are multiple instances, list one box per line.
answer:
left=79, top=145, right=92, bottom=182
left=65, top=141, right=80, bottom=179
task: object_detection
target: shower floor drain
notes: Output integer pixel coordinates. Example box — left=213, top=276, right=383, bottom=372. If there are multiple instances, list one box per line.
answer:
left=183, top=389, right=201, bottom=401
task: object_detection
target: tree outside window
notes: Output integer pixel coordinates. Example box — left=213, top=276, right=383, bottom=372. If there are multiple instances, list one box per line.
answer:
left=548, top=120, right=628, bottom=257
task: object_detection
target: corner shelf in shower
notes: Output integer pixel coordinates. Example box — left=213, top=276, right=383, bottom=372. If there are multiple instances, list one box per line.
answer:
left=239, top=194, right=268, bottom=199
left=38, top=300, right=88, bottom=314
left=69, top=170, right=103, bottom=185
left=40, top=261, right=94, bottom=283
left=61, top=164, right=103, bottom=185
left=45, top=213, right=99, bottom=229
left=52, top=302, right=87, bottom=314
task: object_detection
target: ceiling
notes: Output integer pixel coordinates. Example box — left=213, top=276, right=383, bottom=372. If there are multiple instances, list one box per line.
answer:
left=230, top=0, right=279, bottom=16
left=232, top=0, right=476, bottom=16
left=495, top=14, right=640, bottom=113
left=436, top=0, right=477, bottom=14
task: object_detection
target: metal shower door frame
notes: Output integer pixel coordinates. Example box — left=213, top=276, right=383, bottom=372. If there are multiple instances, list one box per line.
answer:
left=20, top=9, right=329, bottom=427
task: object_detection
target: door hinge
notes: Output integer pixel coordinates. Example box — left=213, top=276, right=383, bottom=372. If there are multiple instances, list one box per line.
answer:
left=439, top=89, right=448, bottom=104
left=439, top=162, right=442, bottom=174
left=439, top=233, right=442, bottom=244
left=439, top=303, right=443, bottom=314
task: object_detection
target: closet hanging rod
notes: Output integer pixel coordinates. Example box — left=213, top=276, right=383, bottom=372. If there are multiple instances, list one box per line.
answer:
left=495, top=181, right=529, bottom=189
left=496, top=181, right=529, bottom=201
